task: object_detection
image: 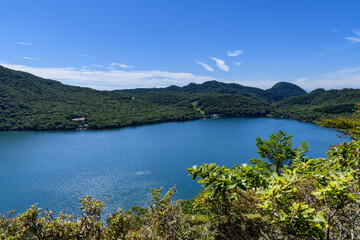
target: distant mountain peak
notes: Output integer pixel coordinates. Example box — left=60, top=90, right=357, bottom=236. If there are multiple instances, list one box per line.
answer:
left=269, top=82, right=304, bottom=90
left=266, top=82, right=307, bottom=101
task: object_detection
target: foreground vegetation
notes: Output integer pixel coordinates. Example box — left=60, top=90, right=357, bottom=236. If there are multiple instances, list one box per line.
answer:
left=1, top=65, right=360, bottom=131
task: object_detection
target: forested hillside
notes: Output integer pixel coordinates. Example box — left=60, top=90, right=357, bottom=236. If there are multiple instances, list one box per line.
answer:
left=273, top=88, right=360, bottom=121
left=121, top=80, right=307, bottom=103
left=0, top=66, right=204, bottom=130
left=266, top=81, right=308, bottom=101
left=0, top=65, right=359, bottom=130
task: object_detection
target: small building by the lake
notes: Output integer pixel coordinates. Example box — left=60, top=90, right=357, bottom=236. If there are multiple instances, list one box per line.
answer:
left=72, top=117, right=85, bottom=121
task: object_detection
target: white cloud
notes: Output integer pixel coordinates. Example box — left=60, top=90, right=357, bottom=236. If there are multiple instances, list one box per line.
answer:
left=195, top=61, right=214, bottom=72
left=294, top=77, right=308, bottom=84
left=210, top=57, right=230, bottom=72
left=233, top=62, right=242, bottom=66
left=293, top=67, right=360, bottom=90
left=344, top=29, right=360, bottom=43
left=226, top=50, right=243, bottom=57
left=110, top=63, right=135, bottom=68
left=233, top=67, right=360, bottom=91
left=17, top=42, right=32, bottom=45
left=332, top=67, right=360, bottom=74
left=333, top=29, right=339, bottom=33
left=82, top=54, right=93, bottom=58
left=23, top=56, right=38, bottom=61
left=234, top=79, right=278, bottom=89
left=1, top=63, right=214, bottom=90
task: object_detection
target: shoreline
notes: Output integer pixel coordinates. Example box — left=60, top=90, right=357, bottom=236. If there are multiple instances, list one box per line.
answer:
left=0, top=115, right=339, bottom=133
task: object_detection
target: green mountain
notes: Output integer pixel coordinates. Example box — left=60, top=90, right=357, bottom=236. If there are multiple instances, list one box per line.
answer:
left=273, top=88, right=360, bottom=121
left=265, top=82, right=308, bottom=101
left=0, top=65, right=204, bottom=130
left=0, top=65, right=359, bottom=130
left=0, top=65, right=270, bottom=130
left=122, top=80, right=307, bottom=102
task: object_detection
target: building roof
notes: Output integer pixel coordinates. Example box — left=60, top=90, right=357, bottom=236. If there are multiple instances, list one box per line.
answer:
left=72, top=118, right=85, bottom=121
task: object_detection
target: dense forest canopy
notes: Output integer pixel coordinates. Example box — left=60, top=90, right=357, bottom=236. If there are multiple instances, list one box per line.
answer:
left=1, top=65, right=360, bottom=131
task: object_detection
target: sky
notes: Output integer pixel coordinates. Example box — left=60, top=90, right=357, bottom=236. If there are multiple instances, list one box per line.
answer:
left=1, top=0, right=360, bottom=91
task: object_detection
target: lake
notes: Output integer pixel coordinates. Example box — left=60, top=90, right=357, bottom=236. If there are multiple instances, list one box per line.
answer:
left=0, top=118, right=351, bottom=216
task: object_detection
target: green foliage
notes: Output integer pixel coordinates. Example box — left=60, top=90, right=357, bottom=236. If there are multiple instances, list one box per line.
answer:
left=266, top=81, right=308, bottom=101
left=318, top=103, right=360, bottom=139
left=187, top=163, right=271, bottom=239
left=195, top=94, right=271, bottom=118
left=105, top=209, right=135, bottom=240
left=252, top=130, right=309, bottom=175
left=188, top=132, right=360, bottom=239
left=0, top=197, right=108, bottom=239
left=122, top=80, right=307, bottom=103
left=0, top=66, right=205, bottom=131
left=273, top=88, right=360, bottom=121
left=0, top=190, right=213, bottom=239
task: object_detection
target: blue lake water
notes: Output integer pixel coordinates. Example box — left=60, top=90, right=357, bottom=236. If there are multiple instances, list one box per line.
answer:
left=0, top=118, right=351, bottom=216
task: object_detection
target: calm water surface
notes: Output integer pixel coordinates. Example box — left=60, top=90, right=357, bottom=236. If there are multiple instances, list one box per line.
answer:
left=0, top=118, right=351, bottom=215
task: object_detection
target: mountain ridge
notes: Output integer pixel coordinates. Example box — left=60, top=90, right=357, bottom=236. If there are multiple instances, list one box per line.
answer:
left=0, top=65, right=359, bottom=131
left=121, top=80, right=307, bottom=102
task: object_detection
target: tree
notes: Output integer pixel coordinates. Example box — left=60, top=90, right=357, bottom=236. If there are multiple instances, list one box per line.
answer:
left=251, top=130, right=309, bottom=175
left=188, top=136, right=360, bottom=239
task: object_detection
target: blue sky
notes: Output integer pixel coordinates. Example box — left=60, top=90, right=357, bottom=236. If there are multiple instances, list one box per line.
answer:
left=1, top=0, right=360, bottom=90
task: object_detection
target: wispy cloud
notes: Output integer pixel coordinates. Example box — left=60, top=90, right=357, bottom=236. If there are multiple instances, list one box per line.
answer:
left=226, top=50, right=243, bottom=57
left=210, top=57, right=230, bottom=72
left=315, top=46, right=339, bottom=57
left=82, top=54, right=93, bottom=58
left=293, top=67, right=360, bottom=90
left=233, top=67, right=360, bottom=91
left=23, top=56, right=38, bottom=61
left=333, top=29, right=339, bottom=33
left=195, top=61, right=214, bottom=72
left=331, top=67, right=360, bottom=75
left=17, top=42, right=32, bottom=46
left=1, top=63, right=214, bottom=90
left=110, top=63, right=135, bottom=68
left=3, top=63, right=360, bottom=91
left=344, top=29, right=360, bottom=43
left=234, top=79, right=278, bottom=89
left=233, top=62, right=242, bottom=66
